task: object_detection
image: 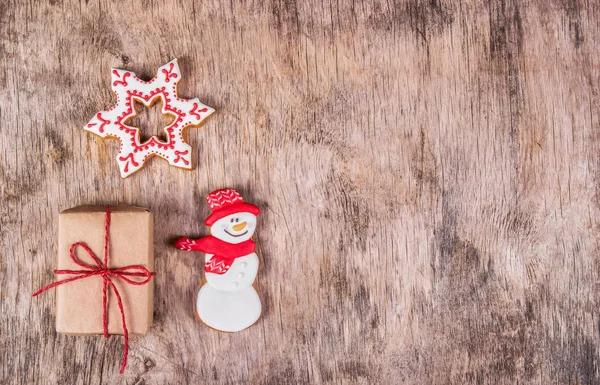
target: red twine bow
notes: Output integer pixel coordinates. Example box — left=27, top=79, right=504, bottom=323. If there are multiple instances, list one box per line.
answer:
left=33, top=206, right=155, bottom=374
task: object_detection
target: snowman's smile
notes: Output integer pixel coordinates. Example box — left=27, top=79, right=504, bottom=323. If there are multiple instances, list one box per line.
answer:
left=224, top=229, right=249, bottom=237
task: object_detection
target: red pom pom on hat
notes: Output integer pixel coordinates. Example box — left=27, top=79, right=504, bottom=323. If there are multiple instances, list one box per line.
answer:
left=204, top=188, right=260, bottom=226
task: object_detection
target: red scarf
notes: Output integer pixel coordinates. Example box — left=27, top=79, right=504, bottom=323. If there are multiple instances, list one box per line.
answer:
left=176, top=236, right=255, bottom=275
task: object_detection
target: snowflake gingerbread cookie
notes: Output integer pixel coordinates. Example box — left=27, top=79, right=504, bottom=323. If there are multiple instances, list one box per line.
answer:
left=175, top=188, right=262, bottom=332
left=84, top=59, right=215, bottom=178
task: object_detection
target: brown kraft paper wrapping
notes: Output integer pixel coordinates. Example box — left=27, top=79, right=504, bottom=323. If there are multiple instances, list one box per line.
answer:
left=55, top=205, right=154, bottom=335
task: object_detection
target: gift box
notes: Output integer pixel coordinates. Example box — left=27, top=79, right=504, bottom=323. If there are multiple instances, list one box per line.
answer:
left=54, top=205, right=154, bottom=335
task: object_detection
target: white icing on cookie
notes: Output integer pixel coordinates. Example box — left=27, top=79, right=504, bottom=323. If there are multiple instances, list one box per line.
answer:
left=210, top=213, right=257, bottom=244
left=196, top=285, right=261, bottom=332
left=84, top=59, right=215, bottom=178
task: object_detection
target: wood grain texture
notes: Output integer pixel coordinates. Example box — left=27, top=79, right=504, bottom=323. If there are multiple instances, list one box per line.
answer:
left=2, top=0, right=600, bottom=384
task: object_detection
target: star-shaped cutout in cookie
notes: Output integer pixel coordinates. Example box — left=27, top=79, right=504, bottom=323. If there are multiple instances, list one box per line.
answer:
left=85, top=59, right=215, bottom=178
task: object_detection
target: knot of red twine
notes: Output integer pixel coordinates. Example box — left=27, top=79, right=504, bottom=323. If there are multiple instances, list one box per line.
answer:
left=33, top=206, right=155, bottom=374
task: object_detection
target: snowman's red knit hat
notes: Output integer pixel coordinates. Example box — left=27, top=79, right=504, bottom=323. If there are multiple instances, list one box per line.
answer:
left=204, top=188, right=260, bottom=226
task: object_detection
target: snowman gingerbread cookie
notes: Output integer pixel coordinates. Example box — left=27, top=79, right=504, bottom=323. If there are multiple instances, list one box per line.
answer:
left=85, top=59, right=215, bottom=178
left=175, top=188, right=261, bottom=332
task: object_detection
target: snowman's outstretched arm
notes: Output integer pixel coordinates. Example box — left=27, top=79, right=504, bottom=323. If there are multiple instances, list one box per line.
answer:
left=175, top=237, right=203, bottom=251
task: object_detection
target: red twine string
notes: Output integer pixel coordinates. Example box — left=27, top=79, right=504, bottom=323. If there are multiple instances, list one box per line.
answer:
left=33, top=206, right=155, bottom=374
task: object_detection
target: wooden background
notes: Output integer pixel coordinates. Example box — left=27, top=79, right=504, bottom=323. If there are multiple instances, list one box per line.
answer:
left=2, top=0, right=600, bottom=384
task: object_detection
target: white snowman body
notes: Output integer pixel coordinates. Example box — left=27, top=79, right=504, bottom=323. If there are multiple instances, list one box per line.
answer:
left=196, top=212, right=261, bottom=332
left=205, top=253, right=259, bottom=291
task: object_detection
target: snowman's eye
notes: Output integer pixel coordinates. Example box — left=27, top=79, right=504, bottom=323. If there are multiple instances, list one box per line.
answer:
left=230, top=218, right=234, bottom=223
left=236, top=218, right=239, bottom=222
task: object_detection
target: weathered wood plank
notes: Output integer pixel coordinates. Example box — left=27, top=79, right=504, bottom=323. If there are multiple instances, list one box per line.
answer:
left=1, top=0, right=600, bottom=384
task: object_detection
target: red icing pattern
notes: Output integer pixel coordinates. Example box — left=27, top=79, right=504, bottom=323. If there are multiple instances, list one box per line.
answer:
left=87, top=113, right=110, bottom=133
left=174, top=150, right=189, bottom=165
left=206, top=188, right=244, bottom=209
left=189, top=103, right=208, bottom=120
left=112, top=71, right=131, bottom=87
left=116, top=89, right=183, bottom=153
left=84, top=59, right=214, bottom=177
left=205, top=258, right=232, bottom=274
left=118, top=153, right=139, bottom=173
left=175, top=236, right=256, bottom=275
left=161, top=63, right=178, bottom=83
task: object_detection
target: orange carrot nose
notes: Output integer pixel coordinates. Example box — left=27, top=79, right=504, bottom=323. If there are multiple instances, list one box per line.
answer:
left=232, top=222, right=247, bottom=231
